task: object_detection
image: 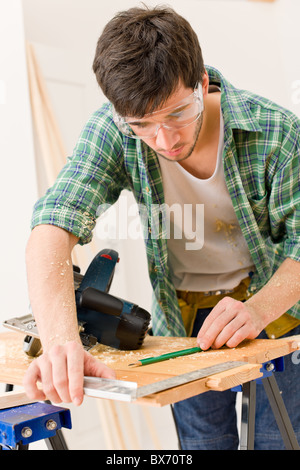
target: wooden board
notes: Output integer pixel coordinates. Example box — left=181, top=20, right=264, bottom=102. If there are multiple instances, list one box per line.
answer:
left=0, top=331, right=299, bottom=407
left=0, top=389, right=37, bottom=410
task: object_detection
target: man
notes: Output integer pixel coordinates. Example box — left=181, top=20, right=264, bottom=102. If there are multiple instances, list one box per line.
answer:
left=24, top=6, right=300, bottom=449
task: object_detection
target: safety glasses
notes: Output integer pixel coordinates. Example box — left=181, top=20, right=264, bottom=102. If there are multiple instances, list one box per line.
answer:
left=112, top=85, right=204, bottom=139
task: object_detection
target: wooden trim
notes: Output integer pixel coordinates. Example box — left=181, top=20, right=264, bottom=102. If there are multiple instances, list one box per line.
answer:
left=0, top=389, right=36, bottom=410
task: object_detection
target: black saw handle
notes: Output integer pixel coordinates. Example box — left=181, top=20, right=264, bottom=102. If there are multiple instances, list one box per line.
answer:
left=78, top=287, right=123, bottom=317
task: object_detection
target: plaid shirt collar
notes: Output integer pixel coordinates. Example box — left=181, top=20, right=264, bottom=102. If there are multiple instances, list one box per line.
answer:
left=207, top=65, right=262, bottom=133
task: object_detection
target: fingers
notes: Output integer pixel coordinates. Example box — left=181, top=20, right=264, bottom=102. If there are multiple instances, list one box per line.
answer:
left=99, top=364, right=117, bottom=379
left=23, top=347, right=70, bottom=404
left=67, top=342, right=85, bottom=406
left=197, top=297, right=260, bottom=350
left=51, top=345, right=72, bottom=403
left=224, top=324, right=252, bottom=349
left=23, top=341, right=115, bottom=406
left=22, top=360, right=47, bottom=401
left=84, top=353, right=116, bottom=380
left=197, top=297, right=237, bottom=349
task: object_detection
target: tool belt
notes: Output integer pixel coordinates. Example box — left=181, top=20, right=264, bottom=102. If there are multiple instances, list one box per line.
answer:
left=177, top=277, right=300, bottom=338
left=177, top=277, right=252, bottom=337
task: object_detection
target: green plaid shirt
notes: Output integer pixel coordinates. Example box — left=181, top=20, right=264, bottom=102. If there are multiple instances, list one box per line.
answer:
left=31, top=66, right=300, bottom=336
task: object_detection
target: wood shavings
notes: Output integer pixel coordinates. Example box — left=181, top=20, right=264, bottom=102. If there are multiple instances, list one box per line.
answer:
left=90, top=337, right=199, bottom=365
left=215, top=220, right=236, bottom=236
left=214, top=219, right=239, bottom=250
left=0, top=341, right=32, bottom=366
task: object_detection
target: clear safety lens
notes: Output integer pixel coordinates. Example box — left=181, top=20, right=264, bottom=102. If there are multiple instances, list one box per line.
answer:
left=113, top=86, right=203, bottom=139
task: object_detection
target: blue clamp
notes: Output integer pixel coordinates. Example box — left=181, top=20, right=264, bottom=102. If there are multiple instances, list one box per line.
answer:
left=255, top=356, right=285, bottom=384
left=0, top=402, right=72, bottom=450
left=231, top=356, right=285, bottom=392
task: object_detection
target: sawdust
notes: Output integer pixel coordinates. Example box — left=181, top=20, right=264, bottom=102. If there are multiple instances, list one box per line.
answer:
left=215, top=220, right=236, bottom=236
left=0, top=341, right=32, bottom=366
left=214, top=219, right=239, bottom=251
left=89, top=337, right=230, bottom=366
left=90, top=337, right=199, bottom=365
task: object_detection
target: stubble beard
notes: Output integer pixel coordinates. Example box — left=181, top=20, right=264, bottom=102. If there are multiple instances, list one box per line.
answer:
left=157, top=113, right=204, bottom=163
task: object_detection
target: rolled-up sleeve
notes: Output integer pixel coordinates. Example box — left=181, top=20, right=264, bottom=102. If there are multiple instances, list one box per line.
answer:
left=31, top=104, right=129, bottom=245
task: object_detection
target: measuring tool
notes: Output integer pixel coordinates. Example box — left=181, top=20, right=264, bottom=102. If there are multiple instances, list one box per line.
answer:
left=83, top=361, right=247, bottom=402
left=128, top=346, right=203, bottom=367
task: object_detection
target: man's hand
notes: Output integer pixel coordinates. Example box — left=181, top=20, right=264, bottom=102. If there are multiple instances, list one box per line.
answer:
left=23, top=341, right=116, bottom=406
left=196, top=297, right=265, bottom=350
left=24, top=226, right=116, bottom=406
left=196, top=259, right=300, bottom=350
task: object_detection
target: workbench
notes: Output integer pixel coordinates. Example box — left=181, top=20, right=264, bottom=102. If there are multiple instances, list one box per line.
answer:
left=1, top=331, right=300, bottom=449
left=1, top=331, right=299, bottom=405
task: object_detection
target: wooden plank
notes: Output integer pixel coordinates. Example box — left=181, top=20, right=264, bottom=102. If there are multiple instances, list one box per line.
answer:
left=0, top=389, right=37, bottom=410
left=205, top=363, right=262, bottom=391
left=136, top=363, right=262, bottom=407
left=0, top=332, right=32, bottom=385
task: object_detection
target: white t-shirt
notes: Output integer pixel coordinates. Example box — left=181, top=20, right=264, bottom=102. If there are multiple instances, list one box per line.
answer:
left=158, top=111, right=254, bottom=292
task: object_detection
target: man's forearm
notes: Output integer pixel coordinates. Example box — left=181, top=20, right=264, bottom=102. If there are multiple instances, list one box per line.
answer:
left=26, top=224, right=80, bottom=352
left=245, top=257, right=300, bottom=327
left=24, top=224, right=116, bottom=405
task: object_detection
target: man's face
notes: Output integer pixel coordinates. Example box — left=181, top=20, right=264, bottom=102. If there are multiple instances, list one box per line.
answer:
left=129, top=83, right=205, bottom=162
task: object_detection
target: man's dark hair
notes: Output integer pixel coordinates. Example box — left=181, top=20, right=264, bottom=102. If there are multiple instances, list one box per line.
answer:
left=92, top=5, right=205, bottom=117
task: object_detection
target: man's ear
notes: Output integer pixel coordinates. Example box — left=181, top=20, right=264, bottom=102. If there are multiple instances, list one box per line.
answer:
left=202, top=69, right=209, bottom=98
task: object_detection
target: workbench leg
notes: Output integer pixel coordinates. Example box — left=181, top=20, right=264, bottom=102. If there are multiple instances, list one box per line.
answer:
left=45, top=429, right=69, bottom=450
left=14, top=442, right=30, bottom=450
left=240, top=381, right=256, bottom=450
left=262, top=375, right=300, bottom=450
